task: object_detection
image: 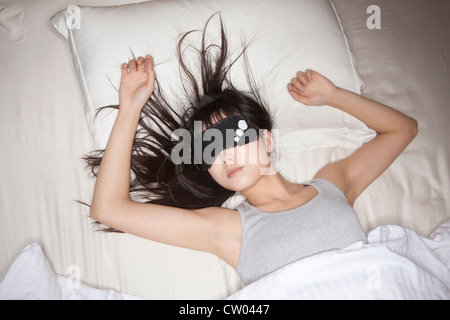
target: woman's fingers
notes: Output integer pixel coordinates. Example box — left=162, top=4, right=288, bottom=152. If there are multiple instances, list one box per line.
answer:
left=288, top=83, right=308, bottom=104
left=122, top=55, right=153, bottom=74
left=290, top=69, right=317, bottom=92
left=288, top=83, right=299, bottom=95
left=290, top=77, right=304, bottom=91
left=137, top=56, right=145, bottom=72
left=129, top=59, right=137, bottom=72
left=121, top=63, right=128, bottom=79
left=146, top=55, right=155, bottom=90
left=145, top=54, right=154, bottom=71
left=296, top=71, right=308, bottom=87
left=305, top=69, right=314, bottom=82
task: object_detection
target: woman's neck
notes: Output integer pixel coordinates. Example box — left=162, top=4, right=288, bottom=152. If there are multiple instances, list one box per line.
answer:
left=240, top=167, right=303, bottom=208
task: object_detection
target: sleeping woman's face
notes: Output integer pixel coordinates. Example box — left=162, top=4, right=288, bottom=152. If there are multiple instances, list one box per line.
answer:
left=207, top=130, right=273, bottom=192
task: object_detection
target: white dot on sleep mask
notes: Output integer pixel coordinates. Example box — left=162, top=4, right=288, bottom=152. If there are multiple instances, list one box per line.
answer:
left=238, top=120, right=248, bottom=130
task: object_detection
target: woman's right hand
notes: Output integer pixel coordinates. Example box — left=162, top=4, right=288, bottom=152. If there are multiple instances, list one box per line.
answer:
left=119, top=54, right=155, bottom=113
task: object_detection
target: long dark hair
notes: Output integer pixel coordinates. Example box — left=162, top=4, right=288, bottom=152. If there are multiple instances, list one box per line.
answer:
left=83, top=13, right=273, bottom=228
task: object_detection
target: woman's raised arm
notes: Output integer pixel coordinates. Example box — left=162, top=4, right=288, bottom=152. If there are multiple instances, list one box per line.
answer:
left=90, top=55, right=155, bottom=215
left=89, top=55, right=238, bottom=259
left=288, top=69, right=418, bottom=205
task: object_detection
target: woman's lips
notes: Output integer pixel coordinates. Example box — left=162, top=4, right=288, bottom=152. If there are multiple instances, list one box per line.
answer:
left=227, top=166, right=243, bottom=178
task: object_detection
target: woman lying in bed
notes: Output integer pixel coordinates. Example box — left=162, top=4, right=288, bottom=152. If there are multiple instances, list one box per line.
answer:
left=85, top=16, right=418, bottom=285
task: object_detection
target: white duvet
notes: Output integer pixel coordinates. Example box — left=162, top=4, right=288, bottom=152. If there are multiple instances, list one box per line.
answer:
left=228, top=220, right=450, bottom=300
left=0, top=244, right=142, bottom=300
left=1, top=221, right=449, bottom=300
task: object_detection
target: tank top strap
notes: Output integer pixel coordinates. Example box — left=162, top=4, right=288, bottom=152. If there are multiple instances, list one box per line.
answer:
left=307, top=178, right=347, bottom=201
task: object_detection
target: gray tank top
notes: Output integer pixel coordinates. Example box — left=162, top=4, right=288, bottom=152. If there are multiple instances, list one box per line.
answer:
left=235, top=178, right=367, bottom=285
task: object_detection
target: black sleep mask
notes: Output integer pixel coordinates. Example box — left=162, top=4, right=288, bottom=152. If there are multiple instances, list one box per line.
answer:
left=199, top=116, right=260, bottom=170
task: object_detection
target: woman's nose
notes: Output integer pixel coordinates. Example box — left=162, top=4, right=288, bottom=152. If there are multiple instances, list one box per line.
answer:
left=222, top=148, right=235, bottom=164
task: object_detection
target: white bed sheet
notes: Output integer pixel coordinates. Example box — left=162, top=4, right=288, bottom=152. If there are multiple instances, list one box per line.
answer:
left=1, top=0, right=449, bottom=299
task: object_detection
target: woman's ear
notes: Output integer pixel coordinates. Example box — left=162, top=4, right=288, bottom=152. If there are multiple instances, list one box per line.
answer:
left=263, top=129, right=274, bottom=154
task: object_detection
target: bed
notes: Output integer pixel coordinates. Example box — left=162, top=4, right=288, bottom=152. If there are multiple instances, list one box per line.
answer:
left=1, top=0, right=449, bottom=300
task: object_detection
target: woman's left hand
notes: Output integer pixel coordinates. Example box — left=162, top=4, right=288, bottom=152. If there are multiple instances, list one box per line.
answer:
left=288, top=69, right=337, bottom=106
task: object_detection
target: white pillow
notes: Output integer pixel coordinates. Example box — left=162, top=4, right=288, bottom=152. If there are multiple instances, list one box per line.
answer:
left=50, top=0, right=373, bottom=151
